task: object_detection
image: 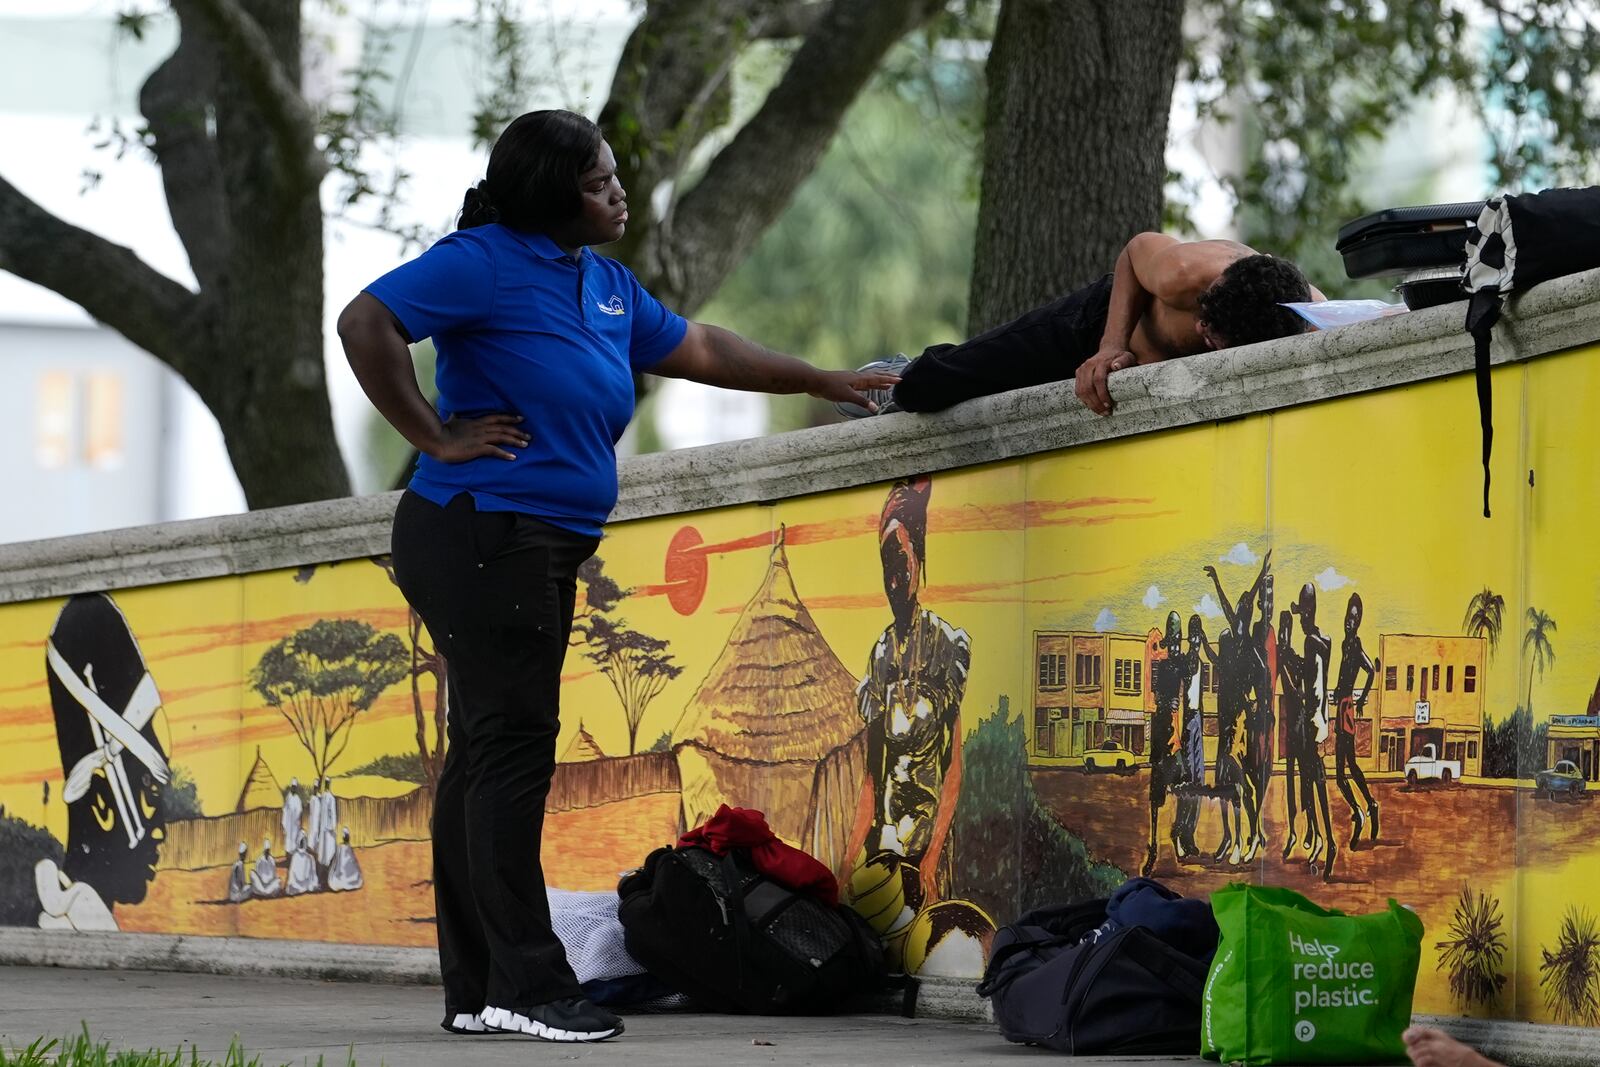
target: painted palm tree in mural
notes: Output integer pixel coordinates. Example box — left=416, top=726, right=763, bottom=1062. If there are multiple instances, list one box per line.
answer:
left=1462, top=587, right=1507, bottom=658
left=1523, top=608, right=1558, bottom=715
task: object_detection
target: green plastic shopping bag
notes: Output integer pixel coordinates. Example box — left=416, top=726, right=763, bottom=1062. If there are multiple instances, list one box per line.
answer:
left=1201, top=884, right=1423, bottom=1065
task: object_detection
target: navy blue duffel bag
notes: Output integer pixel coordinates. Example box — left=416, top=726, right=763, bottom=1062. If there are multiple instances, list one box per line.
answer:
left=975, top=878, right=1217, bottom=1056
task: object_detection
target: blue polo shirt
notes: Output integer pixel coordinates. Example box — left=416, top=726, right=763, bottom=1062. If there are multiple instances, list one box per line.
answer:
left=365, top=225, right=687, bottom=537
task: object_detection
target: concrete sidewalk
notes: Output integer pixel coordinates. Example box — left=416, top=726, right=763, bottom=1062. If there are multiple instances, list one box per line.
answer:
left=0, top=966, right=1204, bottom=1066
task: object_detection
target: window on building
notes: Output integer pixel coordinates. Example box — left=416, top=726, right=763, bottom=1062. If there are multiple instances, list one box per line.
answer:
left=1034, top=708, right=1050, bottom=752
left=1446, top=665, right=1454, bottom=693
left=1113, top=658, right=1141, bottom=695
left=1075, top=653, right=1102, bottom=688
left=36, top=372, right=76, bottom=470
left=1468, top=740, right=1478, bottom=760
left=1038, top=654, right=1068, bottom=689
left=1464, top=665, right=1477, bottom=693
left=1201, top=662, right=1213, bottom=694
left=84, top=373, right=125, bottom=469
left=1432, top=664, right=1441, bottom=691
left=1406, top=664, right=1415, bottom=691
left=1385, top=666, right=1398, bottom=691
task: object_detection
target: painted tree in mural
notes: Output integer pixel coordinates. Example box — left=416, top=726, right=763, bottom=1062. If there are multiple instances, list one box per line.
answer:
left=577, top=614, right=684, bottom=756
left=1540, top=907, right=1600, bottom=1026
left=251, top=619, right=409, bottom=783
left=1462, top=587, right=1507, bottom=658
left=372, top=558, right=448, bottom=793
left=1523, top=607, right=1558, bottom=715
left=1436, top=885, right=1507, bottom=1007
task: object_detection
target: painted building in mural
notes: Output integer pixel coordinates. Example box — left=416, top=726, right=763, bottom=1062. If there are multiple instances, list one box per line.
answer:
left=1372, top=634, right=1485, bottom=776
left=1548, top=715, right=1600, bottom=782
left=1030, top=631, right=1150, bottom=762
left=3, top=347, right=1600, bottom=1033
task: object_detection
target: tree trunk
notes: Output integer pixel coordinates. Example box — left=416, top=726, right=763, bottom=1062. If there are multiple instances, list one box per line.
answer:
left=967, top=0, right=1184, bottom=335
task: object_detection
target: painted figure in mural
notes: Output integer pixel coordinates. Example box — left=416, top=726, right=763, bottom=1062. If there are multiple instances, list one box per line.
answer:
left=339, top=110, right=894, bottom=1040
left=1204, top=555, right=1269, bottom=864
left=1292, top=583, right=1338, bottom=879
left=1143, top=612, right=1186, bottom=877
left=286, top=830, right=320, bottom=897
left=1174, top=614, right=1216, bottom=859
left=1244, top=567, right=1279, bottom=859
left=315, top=778, right=339, bottom=873
left=281, top=778, right=303, bottom=871
left=1333, top=593, right=1381, bottom=848
left=1276, top=610, right=1311, bottom=859
left=36, top=593, right=171, bottom=931
left=329, top=827, right=364, bottom=893
left=227, top=842, right=251, bottom=904
left=249, top=838, right=282, bottom=899
left=846, top=477, right=976, bottom=964
left=307, top=778, right=323, bottom=864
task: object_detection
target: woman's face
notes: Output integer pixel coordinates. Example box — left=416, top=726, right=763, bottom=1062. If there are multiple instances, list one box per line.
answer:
left=549, top=140, right=628, bottom=249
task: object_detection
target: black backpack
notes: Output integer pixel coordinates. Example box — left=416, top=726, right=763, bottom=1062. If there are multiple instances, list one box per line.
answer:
left=616, top=844, right=885, bottom=1014
left=976, top=897, right=1209, bottom=1055
left=1463, top=186, right=1600, bottom=517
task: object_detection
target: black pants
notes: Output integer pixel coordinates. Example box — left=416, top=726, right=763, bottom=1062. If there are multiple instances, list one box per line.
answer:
left=1334, top=732, right=1375, bottom=814
left=893, top=274, right=1114, bottom=412
left=391, top=490, right=599, bottom=1014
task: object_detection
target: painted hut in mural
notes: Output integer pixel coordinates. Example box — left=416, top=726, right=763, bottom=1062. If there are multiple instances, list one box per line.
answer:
left=236, top=746, right=282, bottom=813
left=559, top=722, right=606, bottom=763
left=672, top=531, right=866, bottom=876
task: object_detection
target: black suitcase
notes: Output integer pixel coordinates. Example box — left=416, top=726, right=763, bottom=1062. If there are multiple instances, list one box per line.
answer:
left=1335, top=201, right=1485, bottom=309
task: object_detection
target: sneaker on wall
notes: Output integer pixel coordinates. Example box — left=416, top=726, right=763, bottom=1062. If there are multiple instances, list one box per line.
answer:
left=835, top=353, right=912, bottom=419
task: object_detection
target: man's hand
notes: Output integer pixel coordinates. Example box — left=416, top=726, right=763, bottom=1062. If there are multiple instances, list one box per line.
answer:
left=426, top=413, right=529, bottom=462
left=1074, top=348, right=1137, bottom=416
left=807, top=368, right=902, bottom=414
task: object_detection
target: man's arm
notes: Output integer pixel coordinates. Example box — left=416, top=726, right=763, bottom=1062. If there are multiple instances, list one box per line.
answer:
left=1074, top=235, right=1247, bottom=415
left=652, top=321, right=898, bottom=411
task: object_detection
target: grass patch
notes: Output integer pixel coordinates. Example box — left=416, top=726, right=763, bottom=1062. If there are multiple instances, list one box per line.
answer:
left=0, top=1029, right=358, bottom=1067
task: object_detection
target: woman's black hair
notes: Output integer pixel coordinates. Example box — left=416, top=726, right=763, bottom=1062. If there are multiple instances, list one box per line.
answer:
left=458, top=110, right=603, bottom=232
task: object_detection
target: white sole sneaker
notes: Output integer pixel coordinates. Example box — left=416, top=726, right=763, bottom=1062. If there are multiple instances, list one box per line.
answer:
left=480, top=1005, right=624, bottom=1042
left=442, top=1012, right=506, bottom=1035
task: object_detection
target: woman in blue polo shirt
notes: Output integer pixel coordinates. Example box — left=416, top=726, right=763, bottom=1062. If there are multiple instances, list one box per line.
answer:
left=337, top=110, right=894, bottom=1044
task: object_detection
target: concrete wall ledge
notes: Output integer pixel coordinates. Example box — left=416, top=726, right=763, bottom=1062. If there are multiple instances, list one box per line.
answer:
left=0, top=928, right=1592, bottom=1063
left=2, top=266, right=1599, bottom=605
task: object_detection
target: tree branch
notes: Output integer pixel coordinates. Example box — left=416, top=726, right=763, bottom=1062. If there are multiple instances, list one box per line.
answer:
left=753, top=0, right=828, bottom=38
left=140, top=21, right=232, bottom=293
left=175, top=0, right=324, bottom=186
left=649, top=0, right=947, bottom=313
left=0, top=172, right=211, bottom=380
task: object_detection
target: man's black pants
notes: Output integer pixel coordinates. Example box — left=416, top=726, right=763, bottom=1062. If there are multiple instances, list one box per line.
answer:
left=893, top=274, right=1114, bottom=412
left=391, top=490, right=598, bottom=1014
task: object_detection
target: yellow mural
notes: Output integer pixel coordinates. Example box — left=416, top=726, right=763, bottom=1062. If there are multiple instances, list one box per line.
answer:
left=2, top=350, right=1599, bottom=1029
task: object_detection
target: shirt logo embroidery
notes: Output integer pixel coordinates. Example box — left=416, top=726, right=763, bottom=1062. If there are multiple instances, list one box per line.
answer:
left=596, top=295, right=626, bottom=316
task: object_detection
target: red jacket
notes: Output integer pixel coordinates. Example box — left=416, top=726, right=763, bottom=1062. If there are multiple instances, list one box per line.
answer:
left=678, top=805, right=839, bottom=907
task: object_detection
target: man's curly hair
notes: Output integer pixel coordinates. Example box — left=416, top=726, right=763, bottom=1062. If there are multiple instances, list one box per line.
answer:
left=1195, top=254, right=1313, bottom=348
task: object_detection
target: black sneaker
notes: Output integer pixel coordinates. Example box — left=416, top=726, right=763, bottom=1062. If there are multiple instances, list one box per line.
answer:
left=835, top=354, right=911, bottom=419
left=441, top=1011, right=505, bottom=1035
left=481, top=999, right=624, bottom=1042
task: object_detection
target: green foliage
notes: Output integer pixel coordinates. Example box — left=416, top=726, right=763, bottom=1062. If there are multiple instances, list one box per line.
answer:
left=949, top=698, right=1124, bottom=923
left=695, top=63, right=983, bottom=435
left=1190, top=1, right=1600, bottom=266
left=163, top=765, right=203, bottom=822
left=346, top=752, right=429, bottom=784
left=0, top=811, right=64, bottom=926
left=644, top=731, right=673, bottom=754
left=1463, top=586, right=1507, bottom=657
left=574, top=614, right=683, bottom=755
left=1436, top=885, right=1508, bottom=1006
left=1481, top=706, right=1549, bottom=779
left=0, top=1028, right=357, bottom=1066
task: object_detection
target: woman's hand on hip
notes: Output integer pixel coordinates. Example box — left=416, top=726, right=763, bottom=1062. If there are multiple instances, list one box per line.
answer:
left=427, top=414, right=529, bottom=462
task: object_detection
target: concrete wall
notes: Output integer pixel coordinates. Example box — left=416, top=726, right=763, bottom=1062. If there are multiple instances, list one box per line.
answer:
left=3, top=270, right=1600, bottom=1058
